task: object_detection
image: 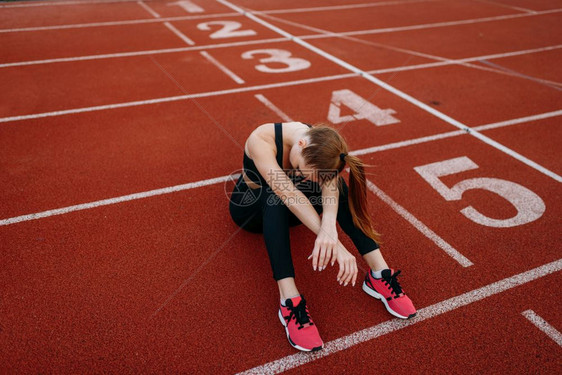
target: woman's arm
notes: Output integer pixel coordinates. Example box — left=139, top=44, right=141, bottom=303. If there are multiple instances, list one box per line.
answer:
left=320, top=177, right=339, bottom=227
left=251, top=138, right=323, bottom=235
left=318, top=179, right=357, bottom=286
left=307, top=177, right=340, bottom=271
left=252, top=140, right=357, bottom=286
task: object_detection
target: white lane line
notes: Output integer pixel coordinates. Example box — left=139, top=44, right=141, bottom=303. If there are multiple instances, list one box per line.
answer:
left=264, top=12, right=562, bottom=90
left=0, top=1, right=406, bottom=33
left=0, top=1, right=428, bottom=32
left=521, top=310, right=562, bottom=347
left=1, top=109, right=559, bottom=227
left=219, top=0, right=562, bottom=183
left=474, top=109, right=562, bottom=131
left=479, top=59, right=562, bottom=90
left=137, top=0, right=160, bottom=18
left=355, top=130, right=466, bottom=155
left=1, top=23, right=558, bottom=69
left=254, top=94, right=292, bottom=121
left=237, top=259, right=562, bottom=374
left=3, top=39, right=558, bottom=72
left=164, top=22, right=195, bottom=45
left=364, top=45, right=562, bottom=76
left=1, top=45, right=558, bottom=124
left=472, top=0, right=537, bottom=14
left=0, top=13, right=239, bottom=33
left=0, top=45, right=559, bottom=128
left=365, top=179, right=473, bottom=267
left=470, top=130, right=561, bottom=182
left=355, top=109, right=562, bottom=154
left=0, top=0, right=153, bottom=7
left=200, top=51, right=245, bottom=84
left=302, top=8, right=562, bottom=40
left=257, top=10, right=562, bottom=94
left=1, top=1, right=431, bottom=33
left=263, top=0, right=438, bottom=14
left=4, top=0, right=555, bottom=31
left=0, top=37, right=289, bottom=68
left=1, top=6, right=558, bottom=34
left=0, top=174, right=234, bottom=226
left=0, top=73, right=357, bottom=124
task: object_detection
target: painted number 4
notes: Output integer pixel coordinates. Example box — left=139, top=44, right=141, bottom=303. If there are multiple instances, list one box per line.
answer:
left=328, top=89, right=399, bottom=126
left=414, top=156, right=545, bottom=228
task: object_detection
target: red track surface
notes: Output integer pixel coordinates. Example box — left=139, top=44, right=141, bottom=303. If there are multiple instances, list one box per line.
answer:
left=1, top=0, right=561, bottom=373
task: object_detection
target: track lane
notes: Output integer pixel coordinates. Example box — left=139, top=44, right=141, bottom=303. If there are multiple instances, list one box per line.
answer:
left=373, top=64, right=562, bottom=126
left=3, top=170, right=559, bottom=373
left=0, top=21, right=193, bottom=64
left=0, top=1, right=151, bottom=29
left=0, top=40, right=349, bottom=118
left=251, top=0, right=520, bottom=36
left=295, top=36, right=435, bottom=72
left=489, top=0, right=562, bottom=12
left=2, top=178, right=559, bottom=372
left=471, top=48, right=562, bottom=84
left=0, top=77, right=457, bottom=219
left=232, top=0, right=387, bottom=11
left=354, top=11, right=562, bottom=60
left=280, top=271, right=562, bottom=375
left=480, top=116, right=562, bottom=176
left=1, top=0, right=561, bottom=373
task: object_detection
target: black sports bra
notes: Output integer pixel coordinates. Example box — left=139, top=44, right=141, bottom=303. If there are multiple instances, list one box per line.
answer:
left=243, top=122, right=312, bottom=187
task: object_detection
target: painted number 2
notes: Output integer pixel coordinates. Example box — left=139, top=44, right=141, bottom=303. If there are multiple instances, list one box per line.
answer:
left=414, top=156, right=545, bottom=228
left=241, top=49, right=311, bottom=73
left=197, top=21, right=257, bottom=39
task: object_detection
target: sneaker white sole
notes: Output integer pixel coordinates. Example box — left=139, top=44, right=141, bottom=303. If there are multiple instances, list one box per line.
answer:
left=362, top=281, right=413, bottom=320
left=278, top=309, right=323, bottom=352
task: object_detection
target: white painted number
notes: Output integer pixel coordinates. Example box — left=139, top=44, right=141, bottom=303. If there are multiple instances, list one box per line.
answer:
left=241, top=49, right=311, bottom=73
left=197, top=21, right=257, bottom=39
left=167, top=0, right=204, bottom=13
left=414, top=156, right=545, bottom=228
left=328, top=89, right=399, bottom=126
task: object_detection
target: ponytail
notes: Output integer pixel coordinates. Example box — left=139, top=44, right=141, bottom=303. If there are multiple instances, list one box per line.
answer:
left=339, top=154, right=381, bottom=243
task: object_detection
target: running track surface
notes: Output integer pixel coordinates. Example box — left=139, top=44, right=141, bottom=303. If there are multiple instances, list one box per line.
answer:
left=1, top=0, right=561, bottom=373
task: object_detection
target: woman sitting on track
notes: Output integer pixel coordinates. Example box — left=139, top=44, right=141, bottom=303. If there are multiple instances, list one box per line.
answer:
left=228, top=122, right=416, bottom=352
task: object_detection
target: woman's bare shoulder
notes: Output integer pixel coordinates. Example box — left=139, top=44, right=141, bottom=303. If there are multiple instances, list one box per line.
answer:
left=245, top=123, right=274, bottom=158
left=245, top=122, right=305, bottom=158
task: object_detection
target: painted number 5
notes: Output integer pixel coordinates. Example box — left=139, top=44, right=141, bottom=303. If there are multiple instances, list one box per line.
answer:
left=414, top=156, right=545, bottom=228
left=241, top=49, right=311, bottom=73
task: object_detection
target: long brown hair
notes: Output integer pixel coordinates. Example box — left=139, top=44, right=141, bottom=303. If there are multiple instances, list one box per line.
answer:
left=300, top=124, right=381, bottom=243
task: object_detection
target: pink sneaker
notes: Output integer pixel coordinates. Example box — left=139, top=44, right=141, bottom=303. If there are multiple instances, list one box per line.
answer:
left=278, top=295, right=324, bottom=352
left=362, top=269, right=417, bottom=319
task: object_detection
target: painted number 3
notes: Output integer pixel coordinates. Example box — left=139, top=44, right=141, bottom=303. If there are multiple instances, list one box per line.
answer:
left=241, top=49, right=311, bottom=73
left=414, top=156, right=545, bottom=228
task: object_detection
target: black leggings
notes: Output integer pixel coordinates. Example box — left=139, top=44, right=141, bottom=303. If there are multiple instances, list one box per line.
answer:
left=228, top=175, right=379, bottom=280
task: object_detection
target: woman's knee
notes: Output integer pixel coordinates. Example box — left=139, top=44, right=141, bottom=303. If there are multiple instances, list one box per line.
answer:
left=229, top=202, right=263, bottom=233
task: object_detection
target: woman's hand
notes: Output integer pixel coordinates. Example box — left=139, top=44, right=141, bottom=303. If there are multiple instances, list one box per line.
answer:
left=308, top=224, right=338, bottom=271
left=335, top=245, right=357, bottom=287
